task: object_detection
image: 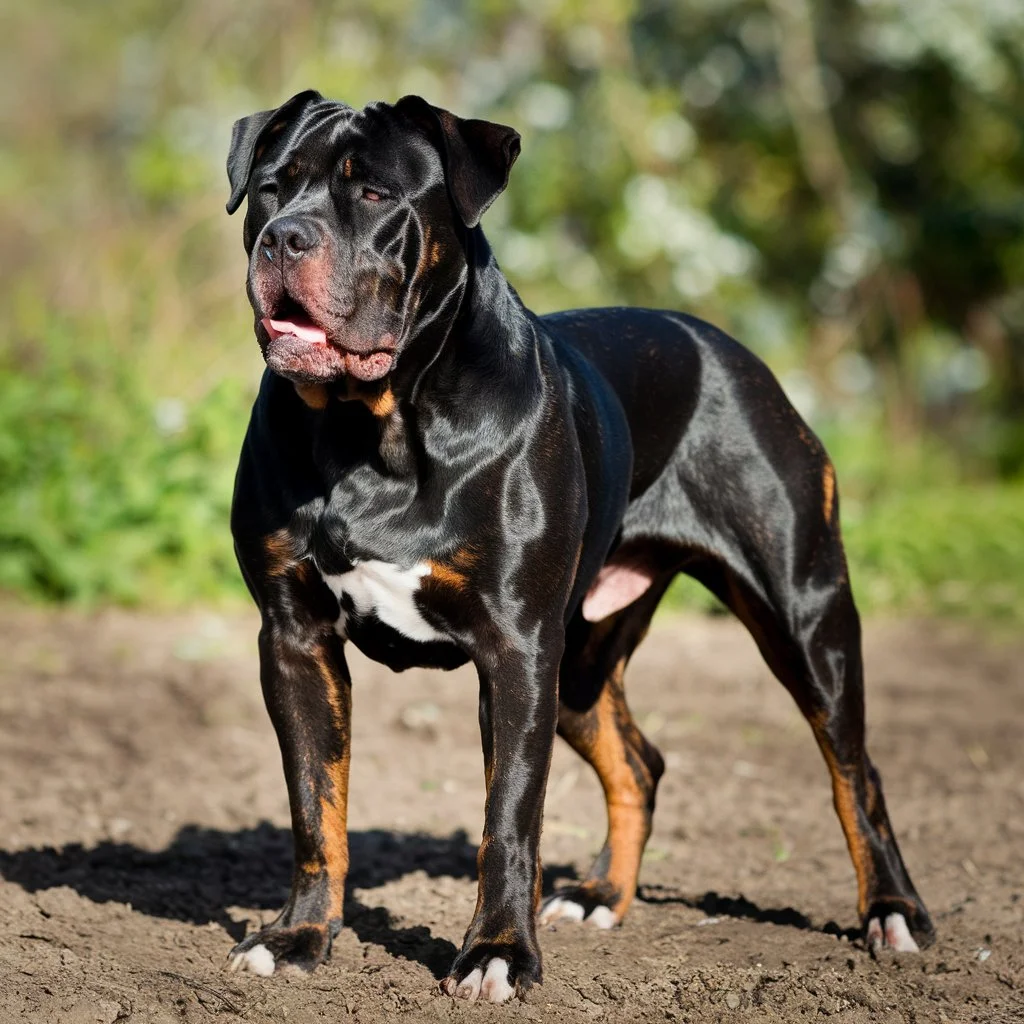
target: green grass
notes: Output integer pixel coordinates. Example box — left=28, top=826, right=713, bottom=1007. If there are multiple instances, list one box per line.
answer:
left=0, top=325, right=252, bottom=606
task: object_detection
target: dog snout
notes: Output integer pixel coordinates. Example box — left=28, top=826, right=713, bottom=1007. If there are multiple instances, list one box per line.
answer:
left=261, top=216, right=322, bottom=263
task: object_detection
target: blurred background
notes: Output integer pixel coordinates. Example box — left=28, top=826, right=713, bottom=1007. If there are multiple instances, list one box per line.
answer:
left=1, top=0, right=1022, bottom=619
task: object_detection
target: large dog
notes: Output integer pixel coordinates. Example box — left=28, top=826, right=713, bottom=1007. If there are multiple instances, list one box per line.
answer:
left=224, top=91, right=933, bottom=1002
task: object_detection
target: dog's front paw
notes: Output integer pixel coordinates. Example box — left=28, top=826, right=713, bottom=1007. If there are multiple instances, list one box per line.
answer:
left=440, top=939, right=541, bottom=1004
left=539, top=884, right=621, bottom=930
left=227, top=923, right=332, bottom=976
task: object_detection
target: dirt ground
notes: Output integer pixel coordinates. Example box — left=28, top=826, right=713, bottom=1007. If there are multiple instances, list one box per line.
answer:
left=0, top=605, right=1021, bottom=1024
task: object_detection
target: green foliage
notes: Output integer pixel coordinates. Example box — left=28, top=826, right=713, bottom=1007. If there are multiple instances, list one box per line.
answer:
left=0, top=324, right=251, bottom=606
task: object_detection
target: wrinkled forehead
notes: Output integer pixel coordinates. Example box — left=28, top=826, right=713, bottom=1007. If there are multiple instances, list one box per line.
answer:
left=257, top=100, right=439, bottom=186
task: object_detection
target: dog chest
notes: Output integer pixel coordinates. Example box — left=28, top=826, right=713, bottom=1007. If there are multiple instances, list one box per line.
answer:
left=318, top=559, right=447, bottom=643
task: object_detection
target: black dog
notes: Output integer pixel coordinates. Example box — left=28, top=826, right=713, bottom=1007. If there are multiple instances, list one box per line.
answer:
left=224, top=92, right=933, bottom=1001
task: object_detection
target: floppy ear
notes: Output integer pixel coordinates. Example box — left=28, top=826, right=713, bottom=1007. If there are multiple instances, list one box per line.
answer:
left=225, top=90, right=323, bottom=215
left=395, top=95, right=521, bottom=229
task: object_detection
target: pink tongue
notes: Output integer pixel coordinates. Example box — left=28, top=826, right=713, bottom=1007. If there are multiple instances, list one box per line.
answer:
left=263, top=318, right=327, bottom=345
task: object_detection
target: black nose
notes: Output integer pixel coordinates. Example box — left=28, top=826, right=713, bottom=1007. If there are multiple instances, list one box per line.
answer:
left=261, top=216, right=321, bottom=262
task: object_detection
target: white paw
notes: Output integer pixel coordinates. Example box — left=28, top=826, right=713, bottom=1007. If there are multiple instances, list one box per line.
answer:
left=444, top=958, right=514, bottom=1003
left=481, top=958, right=515, bottom=1003
left=586, top=905, right=618, bottom=930
left=866, top=913, right=920, bottom=953
left=539, top=896, right=585, bottom=925
left=539, top=897, right=618, bottom=929
left=227, top=942, right=276, bottom=976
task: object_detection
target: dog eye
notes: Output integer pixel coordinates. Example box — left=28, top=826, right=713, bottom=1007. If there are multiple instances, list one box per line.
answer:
left=258, top=182, right=279, bottom=196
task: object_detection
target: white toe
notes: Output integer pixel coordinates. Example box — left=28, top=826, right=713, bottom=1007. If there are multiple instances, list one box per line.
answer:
left=586, top=905, right=618, bottom=930
left=883, top=913, right=920, bottom=952
left=480, top=958, right=514, bottom=1003
left=455, top=967, right=483, bottom=1001
left=539, top=897, right=585, bottom=925
left=228, top=943, right=275, bottom=977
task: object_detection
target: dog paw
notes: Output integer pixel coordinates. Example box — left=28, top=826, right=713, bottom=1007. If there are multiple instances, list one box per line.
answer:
left=441, top=958, right=516, bottom=1003
left=227, top=923, right=331, bottom=976
left=539, top=889, right=620, bottom=930
left=863, top=899, right=934, bottom=955
left=440, top=937, right=541, bottom=1004
left=865, top=913, right=919, bottom=953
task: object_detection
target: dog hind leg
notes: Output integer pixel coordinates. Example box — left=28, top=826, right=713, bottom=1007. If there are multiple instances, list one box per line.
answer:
left=541, top=570, right=671, bottom=928
left=682, top=474, right=935, bottom=951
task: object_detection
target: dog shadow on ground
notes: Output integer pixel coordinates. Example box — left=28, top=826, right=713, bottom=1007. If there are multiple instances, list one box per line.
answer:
left=637, top=884, right=861, bottom=942
left=0, top=824, right=577, bottom=978
left=0, top=828, right=861, bottom=976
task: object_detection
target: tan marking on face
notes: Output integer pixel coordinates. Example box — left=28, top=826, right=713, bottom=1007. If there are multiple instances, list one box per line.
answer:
left=416, top=226, right=433, bottom=279
left=430, top=240, right=444, bottom=266
left=294, top=382, right=329, bottom=409
left=823, top=462, right=836, bottom=523
left=365, top=388, right=396, bottom=418
left=343, top=157, right=352, bottom=178
left=286, top=161, right=300, bottom=178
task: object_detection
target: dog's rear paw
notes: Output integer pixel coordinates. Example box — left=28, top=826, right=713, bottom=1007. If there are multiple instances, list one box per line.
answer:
left=866, top=913, right=918, bottom=952
left=864, top=902, right=934, bottom=954
left=227, top=923, right=331, bottom=976
left=539, top=888, right=620, bottom=929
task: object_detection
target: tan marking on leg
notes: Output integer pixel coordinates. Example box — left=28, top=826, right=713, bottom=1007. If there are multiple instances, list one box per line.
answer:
left=430, top=240, right=444, bottom=266
left=575, top=661, right=651, bottom=917
left=264, top=529, right=297, bottom=576
left=311, top=644, right=351, bottom=919
left=294, top=382, right=329, bottom=409
left=812, top=719, right=873, bottom=918
left=823, top=462, right=836, bottom=523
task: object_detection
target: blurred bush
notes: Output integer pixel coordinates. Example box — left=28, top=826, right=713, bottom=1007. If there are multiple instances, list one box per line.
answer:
left=0, top=0, right=1021, bottom=616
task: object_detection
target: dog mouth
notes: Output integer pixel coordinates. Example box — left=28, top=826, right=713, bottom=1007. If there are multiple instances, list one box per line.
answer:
left=259, top=298, right=396, bottom=383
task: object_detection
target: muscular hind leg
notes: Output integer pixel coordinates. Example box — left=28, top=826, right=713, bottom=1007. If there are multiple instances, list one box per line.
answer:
left=690, top=524, right=934, bottom=950
left=541, top=576, right=669, bottom=928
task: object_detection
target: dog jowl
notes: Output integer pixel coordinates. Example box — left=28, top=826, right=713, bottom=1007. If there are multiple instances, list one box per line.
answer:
left=224, top=92, right=933, bottom=1002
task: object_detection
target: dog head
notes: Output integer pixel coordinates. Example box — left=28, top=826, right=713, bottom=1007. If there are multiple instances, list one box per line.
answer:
left=226, top=92, right=520, bottom=387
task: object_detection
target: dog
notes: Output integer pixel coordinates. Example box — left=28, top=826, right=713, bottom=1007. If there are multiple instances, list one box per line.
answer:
left=223, top=91, right=934, bottom=1002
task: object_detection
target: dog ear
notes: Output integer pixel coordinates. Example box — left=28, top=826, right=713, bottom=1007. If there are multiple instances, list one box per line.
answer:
left=395, top=95, right=521, bottom=229
left=225, top=90, right=323, bottom=215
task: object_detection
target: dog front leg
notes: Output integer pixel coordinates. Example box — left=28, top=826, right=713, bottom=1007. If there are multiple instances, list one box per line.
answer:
left=441, top=640, right=561, bottom=1003
left=228, top=617, right=352, bottom=975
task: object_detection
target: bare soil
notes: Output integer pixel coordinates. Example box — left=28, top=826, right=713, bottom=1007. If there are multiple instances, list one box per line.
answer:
left=0, top=605, right=1022, bottom=1023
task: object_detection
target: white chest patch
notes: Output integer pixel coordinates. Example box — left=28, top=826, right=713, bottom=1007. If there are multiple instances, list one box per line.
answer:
left=319, top=560, right=446, bottom=643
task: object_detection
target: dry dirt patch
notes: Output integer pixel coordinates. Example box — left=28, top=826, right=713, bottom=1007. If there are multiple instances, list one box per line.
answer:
left=0, top=606, right=1021, bottom=1022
